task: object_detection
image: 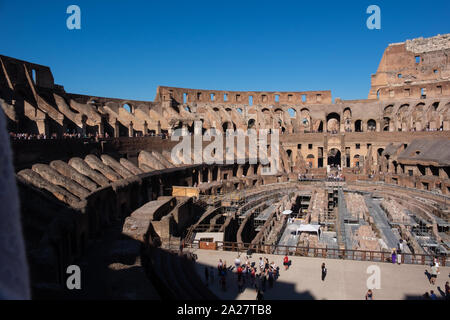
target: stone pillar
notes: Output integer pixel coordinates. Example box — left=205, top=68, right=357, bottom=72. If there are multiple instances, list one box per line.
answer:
left=143, top=121, right=148, bottom=135
left=198, top=169, right=203, bottom=184
left=81, top=118, right=87, bottom=136
left=208, top=168, right=213, bottom=182
left=114, top=120, right=120, bottom=138
left=36, top=118, right=49, bottom=136
left=128, top=121, right=133, bottom=137
left=157, top=121, right=161, bottom=134
left=99, top=119, right=105, bottom=136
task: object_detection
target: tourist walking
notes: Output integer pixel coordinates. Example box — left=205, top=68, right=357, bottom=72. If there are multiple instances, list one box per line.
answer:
left=430, top=290, right=437, bottom=300
left=283, top=255, right=289, bottom=270
left=218, top=259, right=223, bottom=275
left=430, top=264, right=438, bottom=285
left=321, top=263, right=327, bottom=281
left=397, top=240, right=403, bottom=265
left=365, top=289, right=373, bottom=300
left=259, top=257, right=264, bottom=272
left=235, top=255, right=241, bottom=270
left=391, top=248, right=397, bottom=264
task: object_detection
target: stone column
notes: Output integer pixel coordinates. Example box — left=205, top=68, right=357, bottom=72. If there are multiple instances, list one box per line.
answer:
left=114, top=120, right=120, bottom=138
left=143, top=121, right=148, bottom=135
left=128, top=121, right=134, bottom=137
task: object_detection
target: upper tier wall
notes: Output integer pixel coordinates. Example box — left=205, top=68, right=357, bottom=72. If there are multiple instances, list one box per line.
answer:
left=156, top=86, right=333, bottom=105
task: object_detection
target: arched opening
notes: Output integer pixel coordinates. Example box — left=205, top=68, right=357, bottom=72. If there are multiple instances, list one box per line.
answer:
left=353, top=155, right=360, bottom=167
left=327, top=148, right=341, bottom=167
left=326, top=112, right=340, bottom=133
left=383, top=117, right=390, bottom=131
left=123, top=103, right=132, bottom=113
left=377, top=148, right=384, bottom=157
left=288, top=108, right=297, bottom=118
left=317, top=120, right=323, bottom=133
left=286, top=149, right=293, bottom=163
left=306, top=154, right=315, bottom=168
left=247, top=119, right=256, bottom=129
left=355, top=120, right=362, bottom=132
left=367, top=119, right=376, bottom=131
left=343, top=107, right=352, bottom=132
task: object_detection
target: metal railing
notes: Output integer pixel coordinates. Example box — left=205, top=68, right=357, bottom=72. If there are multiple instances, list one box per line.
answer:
left=184, top=240, right=448, bottom=266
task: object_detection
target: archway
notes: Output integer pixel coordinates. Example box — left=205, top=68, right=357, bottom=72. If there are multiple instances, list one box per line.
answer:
left=367, top=119, right=376, bottom=131
left=247, top=119, right=256, bottom=129
left=306, top=154, right=315, bottom=168
left=353, top=155, right=360, bottom=167
left=326, top=113, right=340, bottom=133
left=355, top=120, right=362, bottom=132
left=327, top=148, right=341, bottom=167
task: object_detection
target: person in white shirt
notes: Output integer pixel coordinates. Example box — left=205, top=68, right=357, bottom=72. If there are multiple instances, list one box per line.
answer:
left=234, top=256, right=241, bottom=270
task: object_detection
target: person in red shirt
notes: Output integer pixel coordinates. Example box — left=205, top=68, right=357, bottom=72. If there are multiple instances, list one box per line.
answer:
left=283, top=255, right=289, bottom=270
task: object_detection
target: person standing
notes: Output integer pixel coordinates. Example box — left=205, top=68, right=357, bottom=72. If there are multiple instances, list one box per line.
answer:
left=235, top=255, right=241, bottom=270
left=445, top=281, right=449, bottom=300
left=397, top=240, right=403, bottom=265
left=283, top=255, right=289, bottom=270
left=430, top=264, right=438, bottom=285
left=430, top=290, right=437, bottom=300
left=365, top=289, right=373, bottom=300
left=391, top=248, right=397, bottom=264
left=321, top=263, right=327, bottom=281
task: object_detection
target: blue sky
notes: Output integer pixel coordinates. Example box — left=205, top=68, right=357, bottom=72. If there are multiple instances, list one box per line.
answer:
left=0, top=0, right=449, bottom=101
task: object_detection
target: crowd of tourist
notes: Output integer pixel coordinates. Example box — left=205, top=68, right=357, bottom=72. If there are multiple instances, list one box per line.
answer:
left=204, top=255, right=292, bottom=299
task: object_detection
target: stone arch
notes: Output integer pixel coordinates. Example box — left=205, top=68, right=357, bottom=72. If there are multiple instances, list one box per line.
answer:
left=247, top=118, right=256, bottom=129
left=306, top=154, right=315, bottom=168
left=355, top=119, right=362, bottom=132
left=353, top=154, right=360, bottom=167
left=123, top=103, right=133, bottom=113
left=300, top=108, right=311, bottom=130
left=343, top=107, right=352, bottom=131
left=327, top=148, right=341, bottom=167
left=326, top=112, right=340, bottom=133
left=288, top=108, right=297, bottom=118
left=367, top=119, right=376, bottom=131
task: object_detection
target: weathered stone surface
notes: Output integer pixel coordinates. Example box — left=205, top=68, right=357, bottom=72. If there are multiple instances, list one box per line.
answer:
left=101, top=154, right=134, bottom=179
left=50, top=160, right=98, bottom=192
left=138, top=150, right=166, bottom=170
left=120, top=158, right=144, bottom=175
left=84, top=154, right=122, bottom=182
left=17, top=169, right=81, bottom=206
left=31, top=163, right=90, bottom=199
left=152, top=151, right=174, bottom=168
left=69, top=157, right=110, bottom=187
